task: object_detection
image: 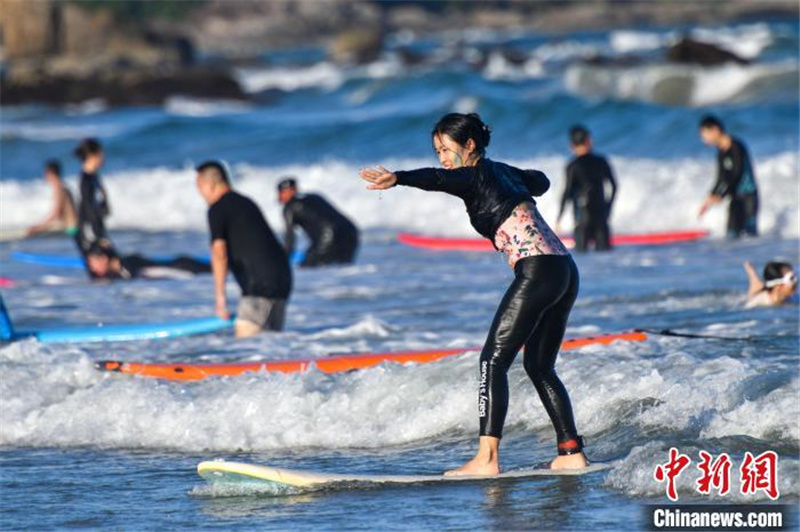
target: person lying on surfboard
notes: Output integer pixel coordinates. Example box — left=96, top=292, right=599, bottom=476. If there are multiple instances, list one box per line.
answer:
left=359, top=112, right=588, bottom=475
left=82, top=243, right=211, bottom=281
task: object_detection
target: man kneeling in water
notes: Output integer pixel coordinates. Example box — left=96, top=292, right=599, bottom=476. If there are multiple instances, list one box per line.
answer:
left=84, top=245, right=211, bottom=281
left=744, top=261, right=797, bottom=308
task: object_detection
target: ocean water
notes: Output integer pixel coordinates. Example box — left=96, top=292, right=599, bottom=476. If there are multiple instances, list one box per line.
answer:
left=0, top=20, right=798, bottom=532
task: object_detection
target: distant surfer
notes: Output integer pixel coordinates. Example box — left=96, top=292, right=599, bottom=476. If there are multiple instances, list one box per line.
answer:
left=556, top=125, right=617, bottom=252
left=278, top=178, right=359, bottom=267
left=75, top=138, right=113, bottom=253
left=82, top=244, right=210, bottom=281
left=744, top=260, right=797, bottom=308
left=196, top=161, right=292, bottom=337
left=698, top=115, right=759, bottom=238
left=26, top=160, right=79, bottom=238
left=359, top=113, right=587, bottom=474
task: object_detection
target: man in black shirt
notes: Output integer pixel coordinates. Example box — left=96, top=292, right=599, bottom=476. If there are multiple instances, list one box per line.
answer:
left=196, top=161, right=292, bottom=337
left=278, top=178, right=359, bottom=267
left=698, top=115, right=759, bottom=238
left=556, top=125, right=617, bottom=252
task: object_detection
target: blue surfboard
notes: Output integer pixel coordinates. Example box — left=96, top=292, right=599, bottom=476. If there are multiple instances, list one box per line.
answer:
left=10, top=250, right=305, bottom=269
left=0, top=295, right=233, bottom=343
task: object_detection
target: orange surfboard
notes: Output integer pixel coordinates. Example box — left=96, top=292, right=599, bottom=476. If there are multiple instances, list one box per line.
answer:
left=96, top=331, right=647, bottom=381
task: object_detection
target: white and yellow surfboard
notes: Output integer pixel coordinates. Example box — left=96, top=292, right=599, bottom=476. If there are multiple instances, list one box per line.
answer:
left=197, top=460, right=611, bottom=491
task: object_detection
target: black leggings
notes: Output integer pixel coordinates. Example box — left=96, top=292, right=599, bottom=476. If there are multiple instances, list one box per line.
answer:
left=479, top=254, right=580, bottom=444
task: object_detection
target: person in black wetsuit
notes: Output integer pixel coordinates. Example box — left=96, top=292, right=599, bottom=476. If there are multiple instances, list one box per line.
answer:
left=196, top=161, right=292, bottom=337
left=277, top=178, right=359, bottom=267
left=698, top=115, right=759, bottom=238
left=556, top=125, right=617, bottom=252
left=82, top=244, right=210, bottom=281
left=359, top=113, right=587, bottom=475
left=75, top=138, right=113, bottom=254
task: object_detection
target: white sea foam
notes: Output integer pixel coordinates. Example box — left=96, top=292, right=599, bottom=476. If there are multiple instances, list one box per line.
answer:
left=1, top=152, right=796, bottom=238
left=235, top=63, right=346, bottom=93
left=564, top=60, right=799, bottom=106
left=0, top=327, right=795, bottom=459
left=164, top=96, right=252, bottom=116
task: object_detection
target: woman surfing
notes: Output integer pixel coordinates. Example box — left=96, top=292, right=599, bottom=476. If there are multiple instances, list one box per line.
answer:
left=359, top=113, right=588, bottom=475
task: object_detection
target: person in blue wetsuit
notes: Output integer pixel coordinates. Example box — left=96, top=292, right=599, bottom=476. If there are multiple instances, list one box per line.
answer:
left=698, top=115, right=759, bottom=238
left=359, top=113, right=588, bottom=475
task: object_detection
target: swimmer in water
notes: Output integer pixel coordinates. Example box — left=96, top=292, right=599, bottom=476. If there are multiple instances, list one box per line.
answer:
left=744, top=261, right=797, bottom=308
left=278, top=178, right=359, bottom=267
left=698, top=115, right=759, bottom=238
left=359, top=112, right=587, bottom=474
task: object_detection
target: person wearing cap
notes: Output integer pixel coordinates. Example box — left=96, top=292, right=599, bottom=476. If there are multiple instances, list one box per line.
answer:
left=744, top=260, right=797, bottom=308
left=196, top=161, right=292, bottom=337
left=277, top=178, right=359, bottom=267
left=556, top=125, right=617, bottom=252
left=26, top=159, right=79, bottom=238
left=698, top=115, right=759, bottom=238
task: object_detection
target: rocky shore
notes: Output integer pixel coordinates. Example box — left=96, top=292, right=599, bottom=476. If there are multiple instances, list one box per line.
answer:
left=0, top=0, right=796, bottom=107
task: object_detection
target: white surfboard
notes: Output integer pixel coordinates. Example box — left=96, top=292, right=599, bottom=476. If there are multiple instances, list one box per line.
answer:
left=197, top=460, right=611, bottom=492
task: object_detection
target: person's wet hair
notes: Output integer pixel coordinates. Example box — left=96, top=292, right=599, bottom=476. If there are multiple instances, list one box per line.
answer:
left=196, top=160, right=230, bottom=185
left=87, top=243, right=112, bottom=259
left=569, top=125, right=590, bottom=146
left=74, top=138, right=103, bottom=161
left=277, top=177, right=297, bottom=191
left=432, top=113, right=491, bottom=157
left=764, top=261, right=793, bottom=282
left=699, top=114, right=725, bottom=131
left=44, top=159, right=61, bottom=177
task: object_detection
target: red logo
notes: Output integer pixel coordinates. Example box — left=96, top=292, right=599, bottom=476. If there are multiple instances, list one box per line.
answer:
left=696, top=450, right=732, bottom=496
left=654, top=447, right=691, bottom=501
left=740, top=451, right=779, bottom=500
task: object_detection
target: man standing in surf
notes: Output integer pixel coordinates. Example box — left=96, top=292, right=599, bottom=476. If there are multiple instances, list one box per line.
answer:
left=196, top=161, right=292, bottom=337
left=359, top=113, right=587, bottom=474
left=698, top=114, right=759, bottom=238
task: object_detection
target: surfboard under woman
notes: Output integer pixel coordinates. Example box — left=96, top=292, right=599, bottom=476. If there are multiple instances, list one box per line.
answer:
left=358, top=112, right=588, bottom=475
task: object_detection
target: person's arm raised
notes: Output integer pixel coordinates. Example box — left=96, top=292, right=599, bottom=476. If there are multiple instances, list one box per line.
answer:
left=359, top=165, right=474, bottom=196
left=359, top=166, right=397, bottom=190
left=743, top=261, right=765, bottom=298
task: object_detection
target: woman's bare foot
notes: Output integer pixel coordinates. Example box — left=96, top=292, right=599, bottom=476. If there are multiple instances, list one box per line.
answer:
left=550, top=452, right=588, bottom=470
left=445, top=436, right=501, bottom=476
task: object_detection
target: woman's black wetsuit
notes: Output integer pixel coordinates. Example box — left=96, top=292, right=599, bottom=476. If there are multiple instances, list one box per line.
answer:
left=395, top=159, right=582, bottom=452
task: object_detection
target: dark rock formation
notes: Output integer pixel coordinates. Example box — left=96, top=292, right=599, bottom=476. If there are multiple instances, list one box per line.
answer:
left=666, top=38, right=750, bottom=66
left=0, top=67, right=247, bottom=106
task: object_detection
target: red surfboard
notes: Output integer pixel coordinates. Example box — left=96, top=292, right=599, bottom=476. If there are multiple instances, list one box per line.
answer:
left=96, top=331, right=647, bottom=381
left=397, top=230, right=710, bottom=251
